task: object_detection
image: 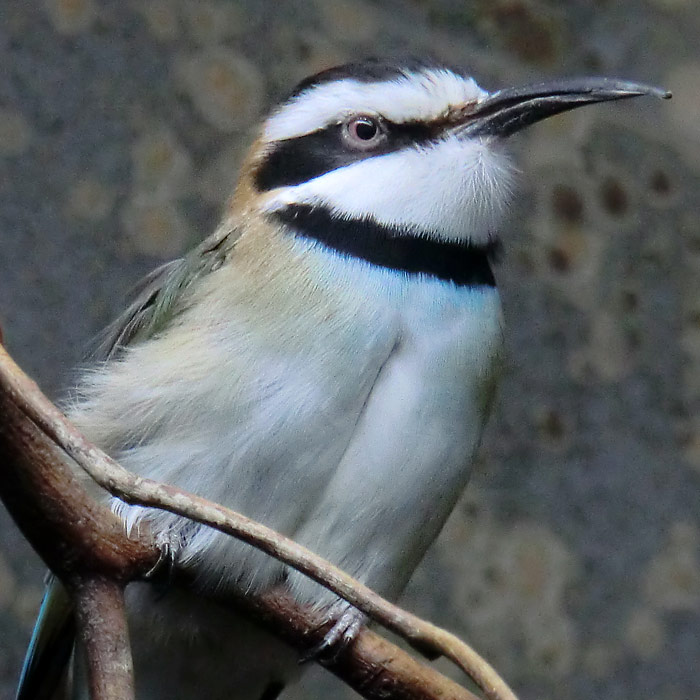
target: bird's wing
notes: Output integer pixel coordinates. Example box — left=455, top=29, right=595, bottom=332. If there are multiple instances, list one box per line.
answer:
left=15, top=575, right=74, bottom=700
left=94, top=224, right=240, bottom=359
left=17, top=224, right=241, bottom=699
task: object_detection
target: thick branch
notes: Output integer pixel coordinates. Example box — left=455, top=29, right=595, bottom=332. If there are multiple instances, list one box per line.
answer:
left=228, top=585, right=482, bottom=700
left=73, top=577, right=134, bottom=700
left=0, top=390, right=157, bottom=581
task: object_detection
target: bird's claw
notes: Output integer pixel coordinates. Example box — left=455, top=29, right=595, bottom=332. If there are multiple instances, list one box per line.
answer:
left=301, top=605, right=365, bottom=663
left=143, top=534, right=177, bottom=580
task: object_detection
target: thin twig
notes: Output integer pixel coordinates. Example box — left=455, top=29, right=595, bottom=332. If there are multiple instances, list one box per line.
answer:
left=0, top=343, right=517, bottom=700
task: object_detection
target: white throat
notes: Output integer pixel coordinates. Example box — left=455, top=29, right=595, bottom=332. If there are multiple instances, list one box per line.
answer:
left=262, top=134, right=515, bottom=245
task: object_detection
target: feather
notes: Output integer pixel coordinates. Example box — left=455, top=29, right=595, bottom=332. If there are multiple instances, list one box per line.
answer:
left=16, top=576, right=74, bottom=700
left=94, top=223, right=240, bottom=359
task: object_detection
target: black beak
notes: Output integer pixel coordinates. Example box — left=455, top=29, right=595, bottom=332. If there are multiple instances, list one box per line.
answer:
left=456, top=77, right=671, bottom=138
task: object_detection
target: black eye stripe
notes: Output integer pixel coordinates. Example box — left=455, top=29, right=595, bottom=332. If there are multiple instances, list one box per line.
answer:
left=254, top=120, right=441, bottom=192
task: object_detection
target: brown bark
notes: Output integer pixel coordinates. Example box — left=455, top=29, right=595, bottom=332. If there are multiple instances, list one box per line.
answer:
left=0, top=392, right=156, bottom=581
left=73, top=577, right=135, bottom=700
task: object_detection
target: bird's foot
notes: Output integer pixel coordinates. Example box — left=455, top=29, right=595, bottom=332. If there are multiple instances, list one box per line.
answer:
left=143, top=532, right=178, bottom=580
left=302, top=603, right=366, bottom=663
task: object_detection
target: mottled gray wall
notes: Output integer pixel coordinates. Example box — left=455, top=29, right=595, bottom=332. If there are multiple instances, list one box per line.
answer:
left=1, top=1, right=698, bottom=699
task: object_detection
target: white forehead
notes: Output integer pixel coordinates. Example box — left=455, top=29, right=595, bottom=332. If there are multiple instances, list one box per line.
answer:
left=263, top=68, right=488, bottom=142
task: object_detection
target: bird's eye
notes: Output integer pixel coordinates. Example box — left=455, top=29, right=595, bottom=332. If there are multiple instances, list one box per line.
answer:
left=343, top=116, right=385, bottom=150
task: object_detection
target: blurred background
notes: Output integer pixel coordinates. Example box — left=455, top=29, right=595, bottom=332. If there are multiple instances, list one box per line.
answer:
left=1, top=1, right=698, bottom=698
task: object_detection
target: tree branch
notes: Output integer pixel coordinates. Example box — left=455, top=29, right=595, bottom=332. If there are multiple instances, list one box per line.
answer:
left=0, top=381, right=144, bottom=699
left=73, top=577, right=134, bottom=700
left=0, top=374, right=157, bottom=581
left=232, top=585, right=482, bottom=700
left=0, top=339, right=515, bottom=700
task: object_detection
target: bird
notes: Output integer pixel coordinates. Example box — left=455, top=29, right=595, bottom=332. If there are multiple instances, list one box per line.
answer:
left=16, top=58, right=669, bottom=700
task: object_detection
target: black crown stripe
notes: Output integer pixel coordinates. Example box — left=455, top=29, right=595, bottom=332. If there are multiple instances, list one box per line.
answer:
left=273, top=205, right=497, bottom=288
left=283, top=57, right=458, bottom=101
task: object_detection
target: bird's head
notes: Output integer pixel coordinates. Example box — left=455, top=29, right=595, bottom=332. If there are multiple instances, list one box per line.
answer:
left=233, top=59, right=669, bottom=252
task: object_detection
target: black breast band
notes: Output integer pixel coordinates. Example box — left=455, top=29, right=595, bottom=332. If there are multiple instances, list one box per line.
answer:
left=273, top=204, right=497, bottom=287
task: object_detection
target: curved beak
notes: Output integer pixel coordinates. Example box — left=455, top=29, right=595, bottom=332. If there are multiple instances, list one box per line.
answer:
left=456, top=77, right=671, bottom=138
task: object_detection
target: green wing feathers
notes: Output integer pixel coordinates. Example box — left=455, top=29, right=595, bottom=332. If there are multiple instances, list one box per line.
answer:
left=94, top=224, right=239, bottom=358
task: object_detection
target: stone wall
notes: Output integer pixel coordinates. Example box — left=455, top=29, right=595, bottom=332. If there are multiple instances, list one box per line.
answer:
left=1, top=1, right=698, bottom=698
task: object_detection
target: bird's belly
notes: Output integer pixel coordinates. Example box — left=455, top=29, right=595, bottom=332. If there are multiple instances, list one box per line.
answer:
left=102, top=266, right=501, bottom=609
left=106, top=302, right=400, bottom=594
left=109, top=584, right=299, bottom=700
left=289, top=284, right=504, bottom=604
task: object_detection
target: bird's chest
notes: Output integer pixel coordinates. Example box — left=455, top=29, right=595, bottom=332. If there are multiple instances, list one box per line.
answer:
left=285, top=265, right=505, bottom=602
left=293, top=261, right=505, bottom=524
left=336, top=263, right=505, bottom=435
left=225, top=252, right=505, bottom=455
left=378, top=283, right=504, bottom=505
